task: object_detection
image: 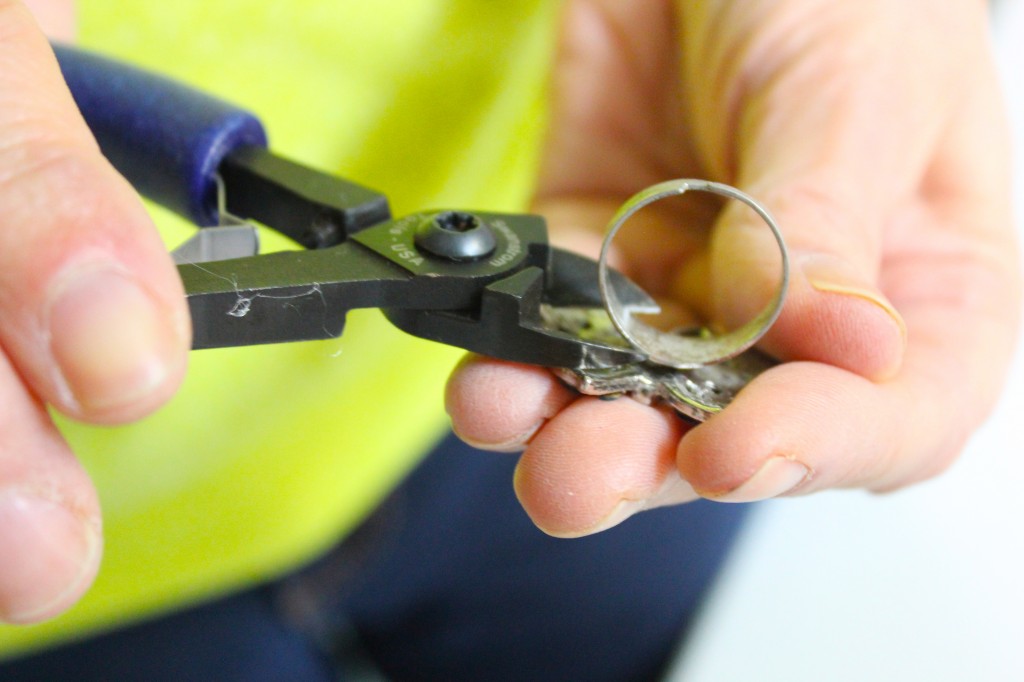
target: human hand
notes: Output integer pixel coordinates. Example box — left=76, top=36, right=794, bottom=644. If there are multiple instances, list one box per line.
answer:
left=0, top=1, right=189, bottom=622
left=447, top=0, right=1021, bottom=536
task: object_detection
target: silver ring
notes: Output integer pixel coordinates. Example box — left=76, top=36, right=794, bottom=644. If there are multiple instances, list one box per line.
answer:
left=598, top=179, right=789, bottom=369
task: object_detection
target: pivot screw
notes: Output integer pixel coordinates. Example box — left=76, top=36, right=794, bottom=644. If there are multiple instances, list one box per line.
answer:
left=415, top=211, right=497, bottom=262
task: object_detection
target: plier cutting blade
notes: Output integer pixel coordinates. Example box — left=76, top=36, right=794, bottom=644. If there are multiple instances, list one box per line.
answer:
left=52, top=44, right=651, bottom=372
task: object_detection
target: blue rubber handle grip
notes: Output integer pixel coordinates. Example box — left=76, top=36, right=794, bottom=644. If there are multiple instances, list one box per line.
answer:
left=52, top=43, right=268, bottom=226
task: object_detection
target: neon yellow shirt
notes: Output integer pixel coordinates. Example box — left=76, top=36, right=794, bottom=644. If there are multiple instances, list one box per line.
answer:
left=0, top=0, right=557, bottom=658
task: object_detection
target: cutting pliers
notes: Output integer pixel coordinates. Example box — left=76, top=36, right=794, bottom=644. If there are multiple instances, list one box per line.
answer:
left=52, top=46, right=652, bottom=364
left=52, top=45, right=776, bottom=421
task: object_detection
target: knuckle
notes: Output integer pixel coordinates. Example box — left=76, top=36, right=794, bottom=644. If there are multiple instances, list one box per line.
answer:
left=0, top=1, right=37, bottom=43
left=0, top=146, right=125, bottom=298
left=871, top=394, right=973, bottom=493
left=870, top=439, right=965, bottom=493
left=759, top=177, right=875, bottom=250
left=0, top=144, right=110, bottom=235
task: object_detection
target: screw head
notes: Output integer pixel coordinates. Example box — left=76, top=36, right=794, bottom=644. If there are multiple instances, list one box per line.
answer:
left=415, top=211, right=497, bottom=261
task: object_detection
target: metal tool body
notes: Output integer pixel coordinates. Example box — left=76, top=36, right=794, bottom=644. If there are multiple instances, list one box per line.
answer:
left=180, top=196, right=650, bottom=370
left=54, top=44, right=782, bottom=421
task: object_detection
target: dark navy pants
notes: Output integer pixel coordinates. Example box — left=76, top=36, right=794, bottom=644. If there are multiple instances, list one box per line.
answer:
left=0, top=434, right=749, bottom=682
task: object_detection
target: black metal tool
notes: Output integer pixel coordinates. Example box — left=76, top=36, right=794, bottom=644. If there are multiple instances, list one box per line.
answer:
left=54, top=44, right=650, bottom=371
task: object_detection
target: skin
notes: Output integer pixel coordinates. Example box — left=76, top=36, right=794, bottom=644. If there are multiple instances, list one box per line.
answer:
left=447, top=0, right=1021, bottom=535
left=1, top=0, right=1018, bottom=623
left=0, top=0, right=190, bottom=623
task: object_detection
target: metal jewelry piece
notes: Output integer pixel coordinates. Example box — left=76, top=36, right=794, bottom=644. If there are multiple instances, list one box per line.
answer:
left=543, top=179, right=791, bottom=421
left=598, top=179, right=790, bottom=369
left=541, top=305, right=777, bottom=421
left=555, top=349, right=777, bottom=422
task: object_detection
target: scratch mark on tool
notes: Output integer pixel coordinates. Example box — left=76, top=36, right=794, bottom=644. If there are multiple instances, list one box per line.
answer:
left=227, top=297, right=253, bottom=317
left=184, top=262, right=340, bottom=340
left=185, top=263, right=247, bottom=316
left=228, top=283, right=325, bottom=319
left=185, top=263, right=327, bottom=319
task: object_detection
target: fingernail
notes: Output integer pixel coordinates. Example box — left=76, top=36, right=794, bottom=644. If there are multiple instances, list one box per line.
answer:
left=536, top=499, right=644, bottom=539
left=801, top=254, right=907, bottom=341
left=457, top=420, right=545, bottom=453
left=702, top=456, right=810, bottom=503
left=546, top=477, right=700, bottom=538
left=576, top=499, right=644, bottom=537
left=48, top=265, right=182, bottom=412
left=0, top=492, right=101, bottom=624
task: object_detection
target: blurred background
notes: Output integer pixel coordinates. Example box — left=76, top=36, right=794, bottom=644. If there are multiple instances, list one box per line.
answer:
left=671, top=4, right=1024, bottom=680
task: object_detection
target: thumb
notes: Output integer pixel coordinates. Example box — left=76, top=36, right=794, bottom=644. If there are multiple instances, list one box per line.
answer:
left=0, top=24, right=190, bottom=422
left=686, top=12, right=956, bottom=381
left=705, top=176, right=907, bottom=381
left=0, top=3, right=188, bottom=622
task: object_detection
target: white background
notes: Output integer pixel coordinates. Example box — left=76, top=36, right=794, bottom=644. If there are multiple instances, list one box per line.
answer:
left=673, top=4, right=1024, bottom=681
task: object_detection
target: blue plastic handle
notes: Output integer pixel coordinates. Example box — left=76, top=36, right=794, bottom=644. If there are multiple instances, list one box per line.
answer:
left=52, top=43, right=268, bottom=226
